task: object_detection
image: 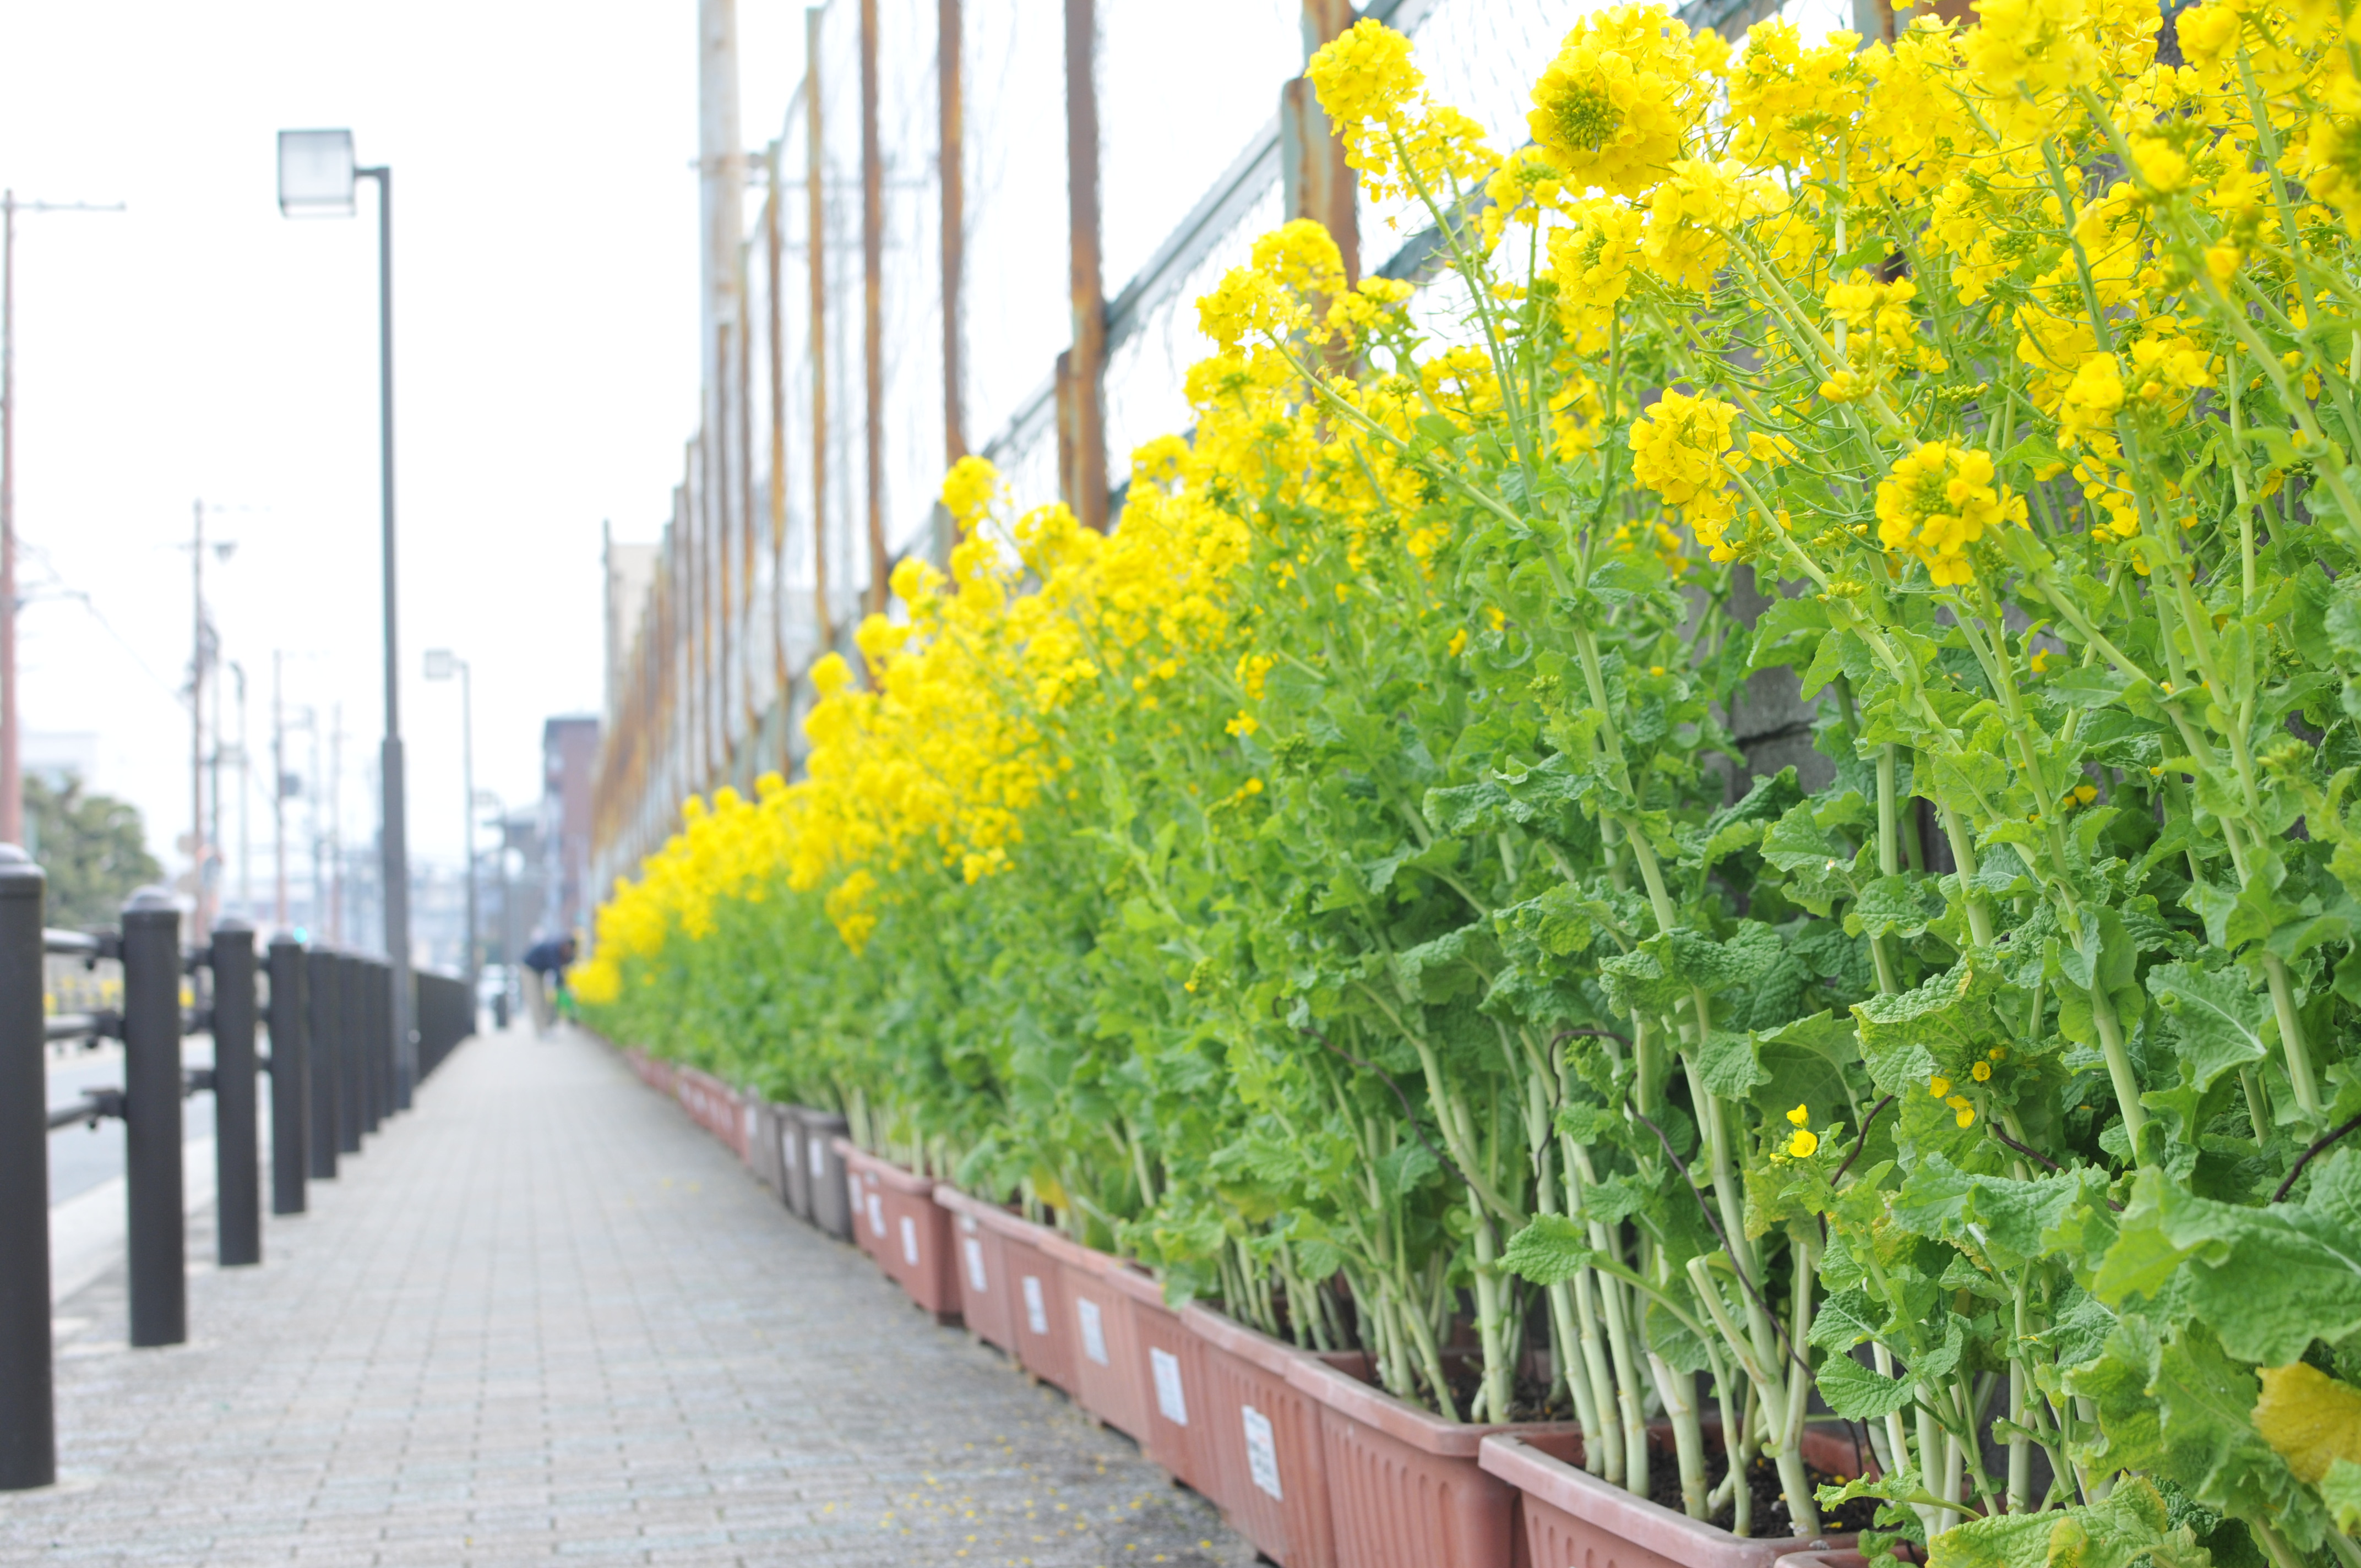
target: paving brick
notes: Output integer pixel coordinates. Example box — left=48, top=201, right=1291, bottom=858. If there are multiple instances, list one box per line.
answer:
left=1, top=1028, right=1255, bottom=1567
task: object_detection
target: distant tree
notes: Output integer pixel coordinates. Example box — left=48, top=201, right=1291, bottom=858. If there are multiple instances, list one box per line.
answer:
left=24, top=773, right=162, bottom=929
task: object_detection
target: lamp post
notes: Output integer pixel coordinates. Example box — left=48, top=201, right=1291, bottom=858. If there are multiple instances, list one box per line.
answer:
left=278, top=129, right=414, bottom=1108
left=423, top=649, right=475, bottom=994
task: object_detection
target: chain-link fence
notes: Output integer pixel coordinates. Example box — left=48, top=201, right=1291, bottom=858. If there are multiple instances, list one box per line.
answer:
left=592, top=0, right=1848, bottom=896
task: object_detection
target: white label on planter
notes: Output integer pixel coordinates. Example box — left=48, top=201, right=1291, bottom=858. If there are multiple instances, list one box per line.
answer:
left=780, top=1130, right=795, bottom=1175
left=1077, top=1298, right=1108, bottom=1366
left=964, top=1237, right=987, bottom=1293
left=868, top=1193, right=886, bottom=1238
left=809, top=1139, right=827, bottom=1179
left=1022, top=1275, right=1048, bottom=1336
left=1151, top=1348, right=1188, bottom=1425
left=900, top=1215, right=920, bottom=1266
left=745, top=1105, right=757, bottom=1140
left=1242, top=1406, right=1283, bottom=1500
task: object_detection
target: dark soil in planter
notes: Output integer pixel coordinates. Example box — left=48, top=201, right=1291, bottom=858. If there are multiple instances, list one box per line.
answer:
left=1442, top=1365, right=1569, bottom=1422
left=1642, top=1442, right=1883, bottom=1537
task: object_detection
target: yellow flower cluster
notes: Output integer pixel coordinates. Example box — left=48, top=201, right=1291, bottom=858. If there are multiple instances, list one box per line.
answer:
left=1873, top=444, right=2027, bottom=586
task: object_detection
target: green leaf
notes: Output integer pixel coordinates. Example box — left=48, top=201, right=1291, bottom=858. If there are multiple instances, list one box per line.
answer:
left=2321, top=1458, right=2361, bottom=1535
left=1818, top=1350, right=1919, bottom=1419
left=1501, top=1213, right=1595, bottom=1286
left=1928, top=1477, right=2180, bottom=1568
left=2098, top=1155, right=2361, bottom=1366
left=1809, top=1286, right=1884, bottom=1351
left=1695, top=1030, right=1768, bottom=1098
left=2147, top=962, right=2270, bottom=1092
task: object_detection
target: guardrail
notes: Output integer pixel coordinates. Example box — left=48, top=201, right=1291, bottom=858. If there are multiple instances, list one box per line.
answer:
left=0, top=842, right=477, bottom=1493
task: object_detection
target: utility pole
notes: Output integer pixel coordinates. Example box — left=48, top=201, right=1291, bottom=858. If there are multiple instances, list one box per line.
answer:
left=806, top=7, right=830, bottom=641
left=273, top=652, right=287, bottom=928
left=328, top=704, right=343, bottom=945
left=1060, top=0, right=1108, bottom=532
left=0, top=192, right=121, bottom=848
left=940, top=0, right=967, bottom=471
left=232, top=660, right=249, bottom=921
left=190, top=499, right=207, bottom=945
left=861, top=0, right=888, bottom=615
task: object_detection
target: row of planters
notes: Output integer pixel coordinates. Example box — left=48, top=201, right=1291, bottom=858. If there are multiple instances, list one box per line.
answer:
left=586, top=6, right=2361, bottom=1567
left=626, top=1038, right=1871, bottom=1568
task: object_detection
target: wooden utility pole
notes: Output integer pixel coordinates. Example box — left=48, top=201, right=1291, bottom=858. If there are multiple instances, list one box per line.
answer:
left=1285, top=0, right=1361, bottom=284
left=861, top=0, right=889, bottom=615
left=806, top=8, right=831, bottom=644
left=939, top=0, right=966, bottom=469
left=766, top=141, right=788, bottom=705
left=1061, top=0, right=1107, bottom=531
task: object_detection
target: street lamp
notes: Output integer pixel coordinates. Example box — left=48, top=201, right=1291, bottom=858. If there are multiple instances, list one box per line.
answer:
left=278, top=128, right=415, bottom=1109
left=422, top=649, right=474, bottom=996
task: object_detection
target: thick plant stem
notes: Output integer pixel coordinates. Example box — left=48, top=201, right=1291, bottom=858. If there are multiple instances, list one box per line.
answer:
left=1649, top=1348, right=1710, bottom=1520
left=1403, top=1286, right=1460, bottom=1424
left=1875, top=1341, right=1935, bottom=1538
left=1470, top=1196, right=1514, bottom=1425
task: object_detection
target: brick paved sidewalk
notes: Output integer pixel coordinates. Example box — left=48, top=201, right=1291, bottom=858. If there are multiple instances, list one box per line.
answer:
left=1, top=1026, right=1254, bottom=1567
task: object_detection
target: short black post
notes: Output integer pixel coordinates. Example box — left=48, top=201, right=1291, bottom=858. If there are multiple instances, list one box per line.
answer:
left=122, top=886, right=185, bottom=1349
left=0, top=846, right=55, bottom=1490
left=266, top=936, right=308, bottom=1215
left=210, top=919, right=259, bottom=1267
left=304, top=948, right=341, bottom=1177
left=338, top=952, right=367, bottom=1149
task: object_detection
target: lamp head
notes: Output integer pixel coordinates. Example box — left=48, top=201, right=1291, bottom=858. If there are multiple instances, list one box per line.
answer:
left=423, top=649, right=456, bottom=682
left=278, top=130, right=356, bottom=217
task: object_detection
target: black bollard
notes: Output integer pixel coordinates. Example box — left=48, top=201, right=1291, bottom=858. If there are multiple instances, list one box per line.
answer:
left=304, top=948, right=341, bottom=1177
left=0, top=846, right=54, bottom=1490
left=338, top=952, right=367, bottom=1148
left=210, top=919, right=259, bottom=1267
left=266, top=936, right=308, bottom=1215
left=122, top=886, right=184, bottom=1349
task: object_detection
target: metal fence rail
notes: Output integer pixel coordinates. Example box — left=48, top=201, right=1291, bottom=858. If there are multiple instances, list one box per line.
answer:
left=0, top=841, right=476, bottom=1493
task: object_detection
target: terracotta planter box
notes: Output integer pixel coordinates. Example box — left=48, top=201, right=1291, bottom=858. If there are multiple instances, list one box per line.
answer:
left=1477, top=1423, right=1867, bottom=1568
left=791, top=1107, right=851, bottom=1239
left=1094, top=1258, right=1217, bottom=1495
left=623, top=1047, right=676, bottom=1097
left=1041, top=1233, right=1150, bottom=1440
left=836, top=1142, right=961, bottom=1323
left=933, top=1187, right=1017, bottom=1353
left=1180, top=1304, right=1339, bottom=1568
left=952, top=1201, right=1075, bottom=1392
left=1282, top=1353, right=1582, bottom=1568
left=673, top=1066, right=746, bottom=1158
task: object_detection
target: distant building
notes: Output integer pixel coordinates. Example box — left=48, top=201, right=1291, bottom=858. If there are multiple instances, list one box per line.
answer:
left=541, top=716, right=600, bottom=941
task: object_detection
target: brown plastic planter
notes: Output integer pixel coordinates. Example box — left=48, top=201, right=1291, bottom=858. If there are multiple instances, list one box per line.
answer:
left=1181, top=1304, right=1337, bottom=1568
left=837, top=1144, right=961, bottom=1323
left=1041, top=1233, right=1149, bottom=1440
left=673, top=1066, right=746, bottom=1158
left=1284, top=1353, right=1581, bottom=1568
left=933, top=1187, right=1017, bottom=1352
left=624, top=1047, right=676, bottom=1097
left=1477, top=1424, right=1866, bottom=1568
left=780, top=1110, right=810, bottom=1221
left=1095, top=1259, right=1216, bottom=1494
left=744, top=1100, right=786, bottom=1199
left=956, top=1202, right=1075, bottom=1392
left=792, top=1107, right=851, bottom=1239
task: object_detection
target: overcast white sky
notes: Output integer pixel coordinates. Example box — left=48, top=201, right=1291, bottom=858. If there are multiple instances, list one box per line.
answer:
left=0, top=0, right=1316, bottom=910
left=0, top=2, right=827, bottom=895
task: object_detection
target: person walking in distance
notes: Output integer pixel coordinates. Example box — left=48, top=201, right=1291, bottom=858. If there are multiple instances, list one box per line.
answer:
left=520, top=934, right=576, bottom=1037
